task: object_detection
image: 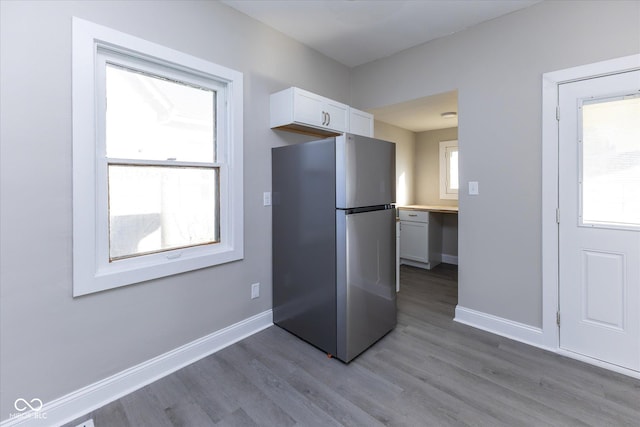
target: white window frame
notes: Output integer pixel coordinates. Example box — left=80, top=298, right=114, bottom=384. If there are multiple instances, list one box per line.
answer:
left=72, top=17, right=243, bottom=296
left=439, top=140, right=459, bottom=200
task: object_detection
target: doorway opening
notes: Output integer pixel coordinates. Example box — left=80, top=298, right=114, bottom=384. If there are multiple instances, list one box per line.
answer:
left=366, top=90, right=460, bottom=304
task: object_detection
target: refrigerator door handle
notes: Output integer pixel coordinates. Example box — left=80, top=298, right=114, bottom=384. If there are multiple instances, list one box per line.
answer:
left=342, top=205, right=393, bottom=215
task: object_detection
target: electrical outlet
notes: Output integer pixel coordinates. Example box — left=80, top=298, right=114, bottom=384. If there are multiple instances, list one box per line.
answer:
left=251, top=283, right=260, bottom=299
left=75, top=419, right=95, bottom=427
left=263, top=192, right=272, bottom=206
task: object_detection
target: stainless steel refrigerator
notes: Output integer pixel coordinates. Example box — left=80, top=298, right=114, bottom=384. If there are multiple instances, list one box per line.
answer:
left=272, top=133, right=397, bottom=363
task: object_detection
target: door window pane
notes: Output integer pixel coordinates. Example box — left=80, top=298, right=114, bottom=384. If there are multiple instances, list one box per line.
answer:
left=582, top=96, right=640, bottom=227
left=106, top=64, right=216, bottom=162
left=108, top=165, right=219, bottom=260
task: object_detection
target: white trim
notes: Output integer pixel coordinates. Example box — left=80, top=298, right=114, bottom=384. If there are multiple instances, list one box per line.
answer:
left=399, top=258, right=431, bottom=270
left=72, top=17, right=244, bottom=296
left=541, top=55, right=640, bottom=364
left=454, top=305, right=549, bottom=349
left=441, top=254, right=458, bottom=265
left=1, top=311, right=273, bottom=427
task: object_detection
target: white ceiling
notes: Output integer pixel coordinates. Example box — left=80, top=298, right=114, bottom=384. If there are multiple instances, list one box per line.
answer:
left=222, top=0, right=541, bottom=68
left=369, top=90, right=459, bottom=133
left=222, top=0, right=541, bottom=132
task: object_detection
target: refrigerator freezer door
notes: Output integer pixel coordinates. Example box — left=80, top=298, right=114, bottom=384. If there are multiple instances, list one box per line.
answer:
left=336, top=134, right=396, bottom=209
left=336, top=207, right=397, bottom=362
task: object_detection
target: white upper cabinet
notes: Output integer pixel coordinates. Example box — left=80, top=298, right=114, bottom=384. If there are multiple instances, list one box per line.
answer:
left=270, top=87, right=374, bottom=138
left=348, top=107, right=374, bottom=137
left=270, top=87, right=348, bottom=137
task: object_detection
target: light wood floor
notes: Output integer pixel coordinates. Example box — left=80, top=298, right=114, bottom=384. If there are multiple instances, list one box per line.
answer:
left=66, top=265, right=640, bottom=426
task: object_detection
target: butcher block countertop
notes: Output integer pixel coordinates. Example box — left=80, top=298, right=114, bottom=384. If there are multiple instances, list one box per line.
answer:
left=398, top=205, right=458, bottom=214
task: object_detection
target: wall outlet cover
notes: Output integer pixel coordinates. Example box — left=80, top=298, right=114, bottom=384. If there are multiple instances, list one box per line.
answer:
left=75, top=419, right=95, bottom=427
left=251, top=282, right=260, bottom=299
left=468, top=181, right=479, bottom=195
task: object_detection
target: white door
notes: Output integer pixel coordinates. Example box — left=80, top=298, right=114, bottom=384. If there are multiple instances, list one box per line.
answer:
left=558, top=70, right=640, bottom=371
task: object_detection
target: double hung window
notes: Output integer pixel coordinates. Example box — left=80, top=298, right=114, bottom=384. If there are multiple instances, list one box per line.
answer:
left=72, top=18, right=243, bottom=296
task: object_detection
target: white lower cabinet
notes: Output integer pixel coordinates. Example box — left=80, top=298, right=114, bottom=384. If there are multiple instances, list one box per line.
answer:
left=399, top=209, right=442, bottom=270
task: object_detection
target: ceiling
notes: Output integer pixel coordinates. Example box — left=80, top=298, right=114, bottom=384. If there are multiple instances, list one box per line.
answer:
left=222, top=0, right=541, bottom=132
left=369, top=90, right=458, bottom=133
left=222, top=0, right=541, bottom=68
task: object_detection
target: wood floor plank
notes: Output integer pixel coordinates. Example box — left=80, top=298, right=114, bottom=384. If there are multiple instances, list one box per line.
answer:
left=197, top=355, right=296, bottom=427
left=174, top=361, right=238, bottom=422
left=364, top=346, right=564, bottom=427
left=92, top=400, right=129, bottom=426
left=63, top=264, right=640, bottom=427
left=163, top=401, right=217, bottom=427
left=217, top=343, right=344, bottom=427
left=214, top=408, right=258, bottom=427
left=118, top=386, right=174, bottom=427
left=357, top=348, right=511, bottom=427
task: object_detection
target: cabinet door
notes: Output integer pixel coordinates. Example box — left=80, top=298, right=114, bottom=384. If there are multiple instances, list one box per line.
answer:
left=294, top=89, right=325, bottom=128
left=349, top=107, right=373, bottom=137
left=324, top=100, right=348, bottom=133
left=399, top=221, right=429, bottom=262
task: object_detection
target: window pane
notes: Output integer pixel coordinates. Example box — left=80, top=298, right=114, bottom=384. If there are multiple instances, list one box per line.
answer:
left=449, top=149, right=459, bottom=190
left=582, top=96, right=640, bottom=227
left=106, top=64, right=215, bottom=162
left=108, top=165, right=219, bottom=260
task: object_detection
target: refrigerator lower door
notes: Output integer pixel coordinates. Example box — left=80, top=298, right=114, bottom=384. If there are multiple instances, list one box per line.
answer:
left=336, top=207, right=397, bottom=362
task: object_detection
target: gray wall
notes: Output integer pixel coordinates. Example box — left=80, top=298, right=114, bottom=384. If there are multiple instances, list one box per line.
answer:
left=351, top=0, right=640, bottom=327
left=374, top=120, right=416, bottom=206
left=0, top=0, right=350, bottom=419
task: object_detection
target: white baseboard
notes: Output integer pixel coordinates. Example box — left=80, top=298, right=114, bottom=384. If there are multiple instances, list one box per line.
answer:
left=1, top=310, right=273, bottom=427
left=400, top=258, right=430, bottom=269
left=441, top=254, right=458, bottom=265
left=454, top=305, right=548, bottom=349
left=399, top=255, right=458, bottom=269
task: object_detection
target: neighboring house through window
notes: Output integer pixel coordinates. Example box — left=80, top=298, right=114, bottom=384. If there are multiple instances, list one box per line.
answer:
left=72, top=18, right=243, bottom=296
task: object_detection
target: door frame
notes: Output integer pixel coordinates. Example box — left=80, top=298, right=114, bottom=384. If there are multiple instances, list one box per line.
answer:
left=541, top=53, right=640, bottom=378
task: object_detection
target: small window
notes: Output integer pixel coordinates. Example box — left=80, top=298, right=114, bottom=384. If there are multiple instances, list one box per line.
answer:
left=439, top=140, right=459, bottom=200
left=580, top=95, right=640, bottom=229
left=72, top=18, right=243, bottom=296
